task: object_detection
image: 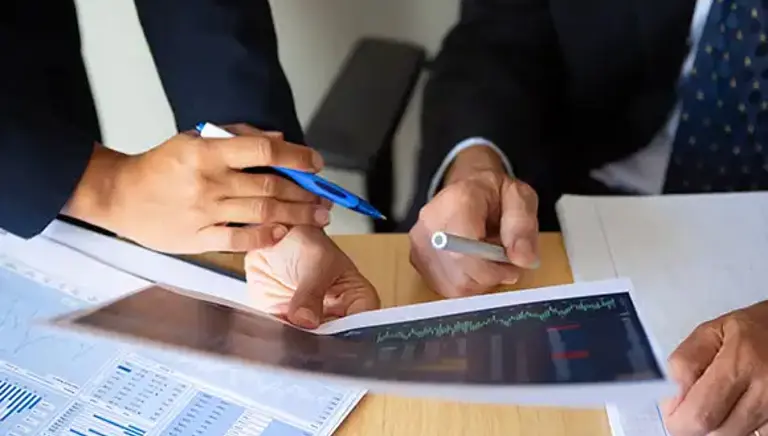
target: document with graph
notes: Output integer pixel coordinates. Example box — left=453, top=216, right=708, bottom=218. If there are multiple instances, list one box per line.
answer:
left=50, top=271, right=675, bottom=407
left=0, top=232, right=364, bottom=436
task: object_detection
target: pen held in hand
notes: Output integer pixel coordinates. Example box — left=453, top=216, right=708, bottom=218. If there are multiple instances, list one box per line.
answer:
left=431, top=231, right=511, bottom=264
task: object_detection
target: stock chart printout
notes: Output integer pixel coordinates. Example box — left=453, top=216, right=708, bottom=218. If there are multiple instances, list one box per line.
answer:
left=63, top=283, right=664, bottom=387
left=334, top=292, right=663, bottom=384
left=0, top=254, right=362, bottom=436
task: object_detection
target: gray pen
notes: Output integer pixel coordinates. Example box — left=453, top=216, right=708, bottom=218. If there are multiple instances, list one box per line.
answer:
left=431, top=231, right=511, bottom=264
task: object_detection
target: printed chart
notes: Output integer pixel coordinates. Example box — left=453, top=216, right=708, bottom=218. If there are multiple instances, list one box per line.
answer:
left=0, top=372, right=62, bottom=435
left=0, top=254, right=362, bottom=436
left=0, top=266, right=120, bottom=390
left=336, top=292, right=663, bottom=384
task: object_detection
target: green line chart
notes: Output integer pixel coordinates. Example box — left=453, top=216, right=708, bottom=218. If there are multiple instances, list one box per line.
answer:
left=374, top=297, right=620, bottom=343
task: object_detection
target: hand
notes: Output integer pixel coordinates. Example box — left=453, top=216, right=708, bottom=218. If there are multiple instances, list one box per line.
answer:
left=409, top=145, right=540, bottom=298
left=244, top=226, right=380, bottom=329
left=65, top=124, right=332, bottom=253
left=661, top=301, right=768, bottom=436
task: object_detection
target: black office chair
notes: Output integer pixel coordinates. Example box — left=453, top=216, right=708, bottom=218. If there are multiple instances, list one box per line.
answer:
left=304, top=37, right=428, bottom=233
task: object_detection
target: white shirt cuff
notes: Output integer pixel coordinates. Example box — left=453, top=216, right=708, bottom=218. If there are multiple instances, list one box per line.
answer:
left=427, top=137, right=514, bottom=199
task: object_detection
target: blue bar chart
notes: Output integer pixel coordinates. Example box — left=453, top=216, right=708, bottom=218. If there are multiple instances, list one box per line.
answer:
left=0, top=373, right=62, bottom=435
left=45, top=402, right=150, bottom=436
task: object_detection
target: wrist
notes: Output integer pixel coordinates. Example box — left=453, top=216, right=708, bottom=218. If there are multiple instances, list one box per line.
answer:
left=63, top=143, right=129, bottom=230
left=444, top=145, right=508, bottom=186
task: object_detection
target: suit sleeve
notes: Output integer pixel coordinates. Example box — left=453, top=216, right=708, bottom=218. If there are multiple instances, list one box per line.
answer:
left=0, top=2, right=102, bottom=239
left=412, top=0, right=564, bottom=214
left=133, top=0, right=304, bottom=143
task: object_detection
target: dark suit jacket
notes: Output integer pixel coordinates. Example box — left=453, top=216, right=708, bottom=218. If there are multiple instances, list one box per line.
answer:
left=0, top=0, right=302, bottom=238
left=406, top=0, right=695, bottom=231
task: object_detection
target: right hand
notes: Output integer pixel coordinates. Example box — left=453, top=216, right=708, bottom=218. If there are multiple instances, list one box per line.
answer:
left=409, top=145, right=540, bottom=298
left=65, top=124, right=331, bottom=253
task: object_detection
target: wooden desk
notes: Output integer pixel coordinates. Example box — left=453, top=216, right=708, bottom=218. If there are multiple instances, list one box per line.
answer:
left=197, top=233, right=611, bottom=436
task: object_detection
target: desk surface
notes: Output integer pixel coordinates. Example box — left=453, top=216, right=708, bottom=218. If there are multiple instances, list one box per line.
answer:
left=197, top=233, right=611, bottom=436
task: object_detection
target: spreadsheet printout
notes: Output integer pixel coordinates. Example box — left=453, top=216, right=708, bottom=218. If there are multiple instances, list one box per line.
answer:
left=0, top=240, right=364, bottom=436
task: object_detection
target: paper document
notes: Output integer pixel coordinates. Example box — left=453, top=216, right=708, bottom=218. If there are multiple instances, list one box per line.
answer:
left=556, top=193, right=768, bottom=435
left=50, top=273, right=674, bottom=408
left=0, top=231, right=363, bottom=436
left=606, top=404, right=669, bottom=436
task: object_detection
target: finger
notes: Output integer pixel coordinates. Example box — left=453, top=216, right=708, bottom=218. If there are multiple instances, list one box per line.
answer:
left=216, top=198, right=331, bottom=227
left=667, top=349, right=749, bottom=436
left=500, top=180, right=540, bottom=269
left=213, top=136, right=324, bottom=172
left=197, top=224, right=288, bottom=252
left=667, top=322, right=723, bottom=398
left=225, top=172, right=320, bottom=203
left=756, top=420, right=768, bottom=436
left=708, top=383, right=768, bottom=436
left=223, top=123, right=265, bottom=136
left=323, top=273, right=381, bottom=316
left=229, top=124, right=284, bottom=141
left=459, top=255, right=522, bottom=287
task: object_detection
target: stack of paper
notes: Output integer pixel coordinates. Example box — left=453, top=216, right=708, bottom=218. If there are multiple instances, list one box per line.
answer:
left=556, top=192, right=768, bottom=435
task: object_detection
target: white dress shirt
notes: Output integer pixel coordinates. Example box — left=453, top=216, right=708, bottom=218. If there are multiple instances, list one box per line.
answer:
left=430, top=0, right=713, bottom=198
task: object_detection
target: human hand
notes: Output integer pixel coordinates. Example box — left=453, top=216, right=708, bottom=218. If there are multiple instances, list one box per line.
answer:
left=409, top=145, right=539, bottom=298
left=245, top=226, right=380, bottom=329
left=661, top=301, right=768, bottom=436
left=65, top=124, right=331, bottom=253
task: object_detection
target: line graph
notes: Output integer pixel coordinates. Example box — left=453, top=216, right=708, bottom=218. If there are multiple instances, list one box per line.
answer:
left=330, top=292, right=662, bottom=385
left=0, top=266, right=121, bottom=389
left=373, top=297, right=618, bottom=343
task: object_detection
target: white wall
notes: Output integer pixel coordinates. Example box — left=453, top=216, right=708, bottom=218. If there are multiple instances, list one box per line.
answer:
left=73, top=0, right=459, bottom=232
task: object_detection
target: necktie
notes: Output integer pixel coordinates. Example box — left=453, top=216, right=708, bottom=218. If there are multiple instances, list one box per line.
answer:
left=664, top=0, right=768, bottom=193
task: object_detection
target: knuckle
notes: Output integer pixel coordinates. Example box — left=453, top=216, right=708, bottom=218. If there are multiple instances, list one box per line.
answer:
left=690, top=409, right=719, bottom=433
left=251, top=198, right=272, bottom=221
left=259, top=175, right=279, bottom=196
left=254, top=137, right=275, bottom=162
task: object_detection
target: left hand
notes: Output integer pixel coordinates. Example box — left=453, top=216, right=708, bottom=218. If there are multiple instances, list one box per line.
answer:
left=661, top=300, right=768, bottom=436
left=245, top=226, right=381, bottom=329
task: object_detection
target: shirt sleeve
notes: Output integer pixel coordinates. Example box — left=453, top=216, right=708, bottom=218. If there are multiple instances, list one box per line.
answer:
left=427, top=137, right=515, bottom=199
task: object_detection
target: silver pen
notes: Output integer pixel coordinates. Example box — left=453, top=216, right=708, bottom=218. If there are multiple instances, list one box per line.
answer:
left=431, top=231, right=511, bottom=264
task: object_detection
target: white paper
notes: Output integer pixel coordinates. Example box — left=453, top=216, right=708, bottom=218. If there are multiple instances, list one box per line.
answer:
left=606, top=404, right=670, bottom=436
left=556, top=192, right=768, bottom=435
left=0, top=228, right=364, bottom=436
left=42, top=220, right=253, bottom=306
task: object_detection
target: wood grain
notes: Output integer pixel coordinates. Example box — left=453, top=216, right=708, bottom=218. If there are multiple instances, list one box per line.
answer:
left=193, top=233, right=611, bottom=436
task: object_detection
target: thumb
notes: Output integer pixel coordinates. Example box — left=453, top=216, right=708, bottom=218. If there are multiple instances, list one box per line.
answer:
left=666, top=321, right=722, bottom=410
left=499, top=180, right=540, bottom=269
left=287, top=285, right=325, bottom=329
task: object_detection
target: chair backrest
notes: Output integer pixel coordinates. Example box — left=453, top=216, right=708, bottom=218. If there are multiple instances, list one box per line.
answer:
left=305, top=37, right=427, bottom=172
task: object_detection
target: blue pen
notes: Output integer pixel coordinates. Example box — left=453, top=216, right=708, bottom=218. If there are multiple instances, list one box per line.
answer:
left=195, top=122, right=386, bottom=220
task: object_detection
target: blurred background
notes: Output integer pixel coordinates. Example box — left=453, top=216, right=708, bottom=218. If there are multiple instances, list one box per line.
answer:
left=72, top=0, right=461, bottom=235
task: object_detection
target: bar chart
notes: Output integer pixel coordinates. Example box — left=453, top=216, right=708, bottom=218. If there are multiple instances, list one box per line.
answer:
left=44, top=402, right=150, bottom=436
left=0, top=372, right=62, bottom=435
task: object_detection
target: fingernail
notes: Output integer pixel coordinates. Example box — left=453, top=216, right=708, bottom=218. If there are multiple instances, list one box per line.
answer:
left=312, top=151, right=325, bottom=171
left=296, top=307, right=319, bottom=327
left=272, top=225, right=288, bottom=241
left=501, top=276, right=519, bottom=285
left=314, top=208, right=330, bottom=226
left=514, top=238, right=540, bottom=268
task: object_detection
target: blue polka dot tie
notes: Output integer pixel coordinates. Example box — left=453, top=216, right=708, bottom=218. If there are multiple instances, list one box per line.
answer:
left=664, top=0, right=768, bottom=193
